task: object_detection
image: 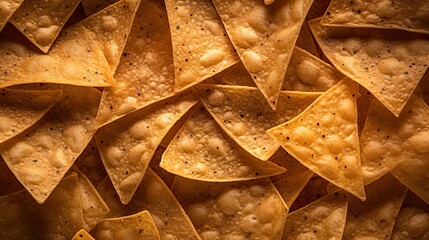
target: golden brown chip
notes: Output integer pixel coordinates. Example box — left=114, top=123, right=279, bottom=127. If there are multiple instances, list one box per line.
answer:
left=72, top=229, right=95, bottom=240
left=0, top=0, right=24, bottom=31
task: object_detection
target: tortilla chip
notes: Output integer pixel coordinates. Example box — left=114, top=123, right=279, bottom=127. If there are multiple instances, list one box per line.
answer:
left=171, top=176, right=288, bottom=240
left=282, top=191, right=348, bottom=240
left=82, top=0, right=119, bottom=16
left=95, top=0, right=177, bottom=128
left=74, top=139, right=108, bottom=188
left=0, top=88, right=62, bottom=144
left=9, top=0, right=81, bottom=53
left=194, top=84, right=320, bottom=160
left=213, top=0, right=314, bottom=109
left=96, top=92, right=198, bottom=204
left=0, top=86, right=101, bottom=204
left=290, top=175, right=331, bottom=212
left=97, top=168, right=200, bottom=239
left=321, top=0, right=429, bottom=34
left=391, top=191, right=429, bottom=239
left=160, top=106, right=286, bottom=181
left=91, top=210, right=160, bottom=240
left=148, top=146, right=175, bottom=187
left=309, top=18, right=429, bottom=116
left=0, top=161, right=22, bottom=196
left=164, top=0, right=238, bottom=91
left=0, top=173, right=84, bottom=240
left=343, top=174, right=408, bottom=240
left=73, top=229, right=95, bottom=240
left=0, top=0, right=24, bottom=31
left=274, top=168, right=313, bottom=209
left=360, top=94, right=429, bottom=186
left=267, top=79, right=366, bottom=200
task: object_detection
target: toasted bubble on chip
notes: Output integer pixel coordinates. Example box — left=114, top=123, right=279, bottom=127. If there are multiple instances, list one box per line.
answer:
left=0, top=160, right=22, bottom=196
left=91, top=210, right=160, bottom=240
left=96, top=93, right=198, bottom=204
left=95, top=0, right=178, bottom=128
left=0, top=0, right=24, bottom=31
left=97, top=168, right=200, bottom=240
left=160, top=106, right=286, bottom=181
left=0, top=173, right=83, bottom=240
left=268, top=78, right=366, bottom=200
left=0, top=86, right=101, bottom=204
left=360, top=94, right=429, bottom=186
left=164, top=0, right=238, bottom=91
left=74, top=139, right=108, bottom=188
left=171, top=176, right=287, bottom=240
left=213, top=0, right=314, bottom=109
left=391, top=191, right=429, bottom=240
left=282, top=190, right=348, bottom=240
left=309, top=18, right=429, bottom=116
left=82, top=0, right=119, bottom=16
left=321, top=0, right=429, bottom=34
left=73, top=229, right=95, bottom=240
left=194, top=84, right=320, bottom=160
left=0, top=88, right=62, bottom=144
left=343, top=174, right=408, bottom=240
left=9, top=0, right=81, bottom=53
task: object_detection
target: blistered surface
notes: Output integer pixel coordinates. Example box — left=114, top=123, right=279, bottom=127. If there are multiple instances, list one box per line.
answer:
left=0, top=0, right=24, bottom=31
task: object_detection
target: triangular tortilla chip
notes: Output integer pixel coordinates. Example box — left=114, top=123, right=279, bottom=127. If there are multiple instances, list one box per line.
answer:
left=0, top=0, right=24, bottom=31
left=171, top=176, right=288, bottom=240
left=96, top=92, right=198, bottom=204
left=0, top=86, right=101, bottom=204
left=343, top=174, right=408, bottom=240
left=360, top=94, right=429, bottom=186
left=309, top=18, right=429, bottom=116
left=194, top=84, right=320, bottom=160
left=160, top=106, right=286, bottom=181
left=0, top=88, right=62, bottom=144
left=73, top=229, right=95, bottom=240
left=97, top=168, right=200, bottom=239
left=164, top=0, right=238, bottom=91
left=95, top=0, right=177, bottom=128
left=9, top=0, right=81, bottom=53
left=0, top=173, right=84, bottom=239
left=74, top=139, right=107, bottom=188
left=0, top=161, right=22, bottom=196
left=82, top=0, right=119, bottom=16
left=91, top=210, right=160, bottom=240
left=321, top=0, right=429, bottom=34
left=268, top=79, right=366, bottom=200
left=282, top=191, right=348, bottom=240
left=391, top=191, right=429, bottom=239
left=213, top=0, right=314, bottom=109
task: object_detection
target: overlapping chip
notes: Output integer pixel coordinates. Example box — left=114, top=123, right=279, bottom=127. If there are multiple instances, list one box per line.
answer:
left=172, top=176, right=288, bottom=240
left=0, top=88, right=62, bottom=144
left=309, top=18, right=429, bottom=116
left=97, top=168, right=200, bottom=239
left=321, top=0, right=429, bottom=34
left=74, top=139, right=107, bottom=188
left=0, top=0, right=24, bottom=31
left=268, top=79, right=366, bottom=200
left=160, top=106, right=286, bottom=181
left=164, top=0, right=238, bottom=91
left=96, top=93, right=198, bottom=204
left=213, top=0, right=314, bottom=109
left=194, top=84, right=320, bottom=160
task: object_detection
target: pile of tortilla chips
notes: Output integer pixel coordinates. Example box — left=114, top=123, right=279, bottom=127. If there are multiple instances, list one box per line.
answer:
left=0, top=0, right=428, bottom=239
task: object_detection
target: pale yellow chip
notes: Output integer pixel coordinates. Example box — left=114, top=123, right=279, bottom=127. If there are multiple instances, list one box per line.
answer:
left=282, top=191, right=348, bottom=240
left=360, top=94, right=429, bottom=185
left=343, top=174, right=408, bottom=240
left=72, top=229, right=95, bottom=240
left=213, top=0, right=314, bottom=109
left=391, top=191, right=429, bottom=239
left=81, top=0, right=119, bottom=16
left=321, top=0, right=429, bottom=34
left=96, top=168, right=200, bottom=240
left=164, top=0, right=238, bottom=91
left=171, top=176, right=288, bottom=240
left=160, top=106, right=286, bottom=181
left=0, top=173, right=84, bottom=239
left=96, top=93, right=198, bottom=204
left=0, top=88, right=62, bottom=144
left=0, top=86, right=101, bottom=204
left=95, top=0, right=177, bottom=128
left=91, top=210, right=160, bottom=240
left=74, top=139, right=107, bottom=188
left=309, top=18, right=429, bottom=116
left=0, top=161, right=22, bottom=196
left=268, top=79, right=366, bottom=200
left=194, top=84, right=320, bottom=160
left=0, top=0, right=24, bottom=31
left=9, top=0, right=81, bottom=53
